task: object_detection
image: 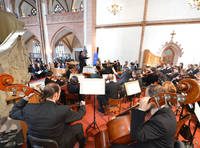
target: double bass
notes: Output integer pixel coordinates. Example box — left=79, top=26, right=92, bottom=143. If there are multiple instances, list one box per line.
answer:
left=96, top=79, right=200, bottom=148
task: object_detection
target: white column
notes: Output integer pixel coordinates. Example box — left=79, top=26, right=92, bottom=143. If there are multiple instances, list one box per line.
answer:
left=41, top=1, right=52, bottom=64
left=84, top=0, right=96, bottom=65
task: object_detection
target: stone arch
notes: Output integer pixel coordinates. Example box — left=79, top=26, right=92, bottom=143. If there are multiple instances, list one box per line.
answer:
left=50, top=26, right=82, bottom=61
left=50, top=26, right=82, bottom=50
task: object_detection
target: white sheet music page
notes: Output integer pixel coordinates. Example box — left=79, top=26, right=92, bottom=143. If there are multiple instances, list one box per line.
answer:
left=125, top=80, right=141, bottom=96
left=194, top=103, right=200, bottom=122
left=80, top=78, right=105, bottom=95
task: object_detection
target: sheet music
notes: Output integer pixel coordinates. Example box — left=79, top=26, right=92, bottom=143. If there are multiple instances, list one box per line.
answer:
left=29, top=78, right=45, bottom=89
left=194, top=103, right=200, bottom=122
left=82, top=66, right=96, bottom=74
left=125, top=80, right=141, bottom=96
left=80, top=78, right=105, bottom=95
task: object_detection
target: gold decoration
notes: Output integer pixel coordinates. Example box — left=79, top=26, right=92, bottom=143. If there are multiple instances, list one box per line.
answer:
left=108, top=0, right=122, bottom=15
left=188, top=0, right=200, bottom=10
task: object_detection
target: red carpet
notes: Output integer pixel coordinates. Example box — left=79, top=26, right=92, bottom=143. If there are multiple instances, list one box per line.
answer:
left=74, top=96, right=200, bottom=148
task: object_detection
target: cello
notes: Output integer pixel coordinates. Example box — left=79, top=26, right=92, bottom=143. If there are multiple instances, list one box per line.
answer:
left=96, top=79, right=200, bottom=148
left=0, top=73, right=42, bottom=104
left=0, top=73, right=42, bottom=139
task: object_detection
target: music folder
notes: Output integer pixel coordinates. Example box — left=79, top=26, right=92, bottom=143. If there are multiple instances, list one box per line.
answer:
left=80, top=78, right=105, bottom=95
left=125, top=80, right=141, bottom=96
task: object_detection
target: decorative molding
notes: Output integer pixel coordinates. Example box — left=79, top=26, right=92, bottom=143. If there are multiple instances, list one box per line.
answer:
left=96, top=18, right=200, bottom=29
left=46, top=11, right=83, bottom=25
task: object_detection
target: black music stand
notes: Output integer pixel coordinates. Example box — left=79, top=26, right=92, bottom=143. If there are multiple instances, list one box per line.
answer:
left=80, top=78, right=105, bottom=136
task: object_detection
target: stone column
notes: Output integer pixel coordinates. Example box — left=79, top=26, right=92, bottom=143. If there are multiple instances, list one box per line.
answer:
left=37, top=0, right=52, bottom=64
left=84, top=0, right=96, bottom=65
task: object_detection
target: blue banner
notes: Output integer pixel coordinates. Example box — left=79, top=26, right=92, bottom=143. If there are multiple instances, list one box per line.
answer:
left=93, top=53, right=98, bottom=66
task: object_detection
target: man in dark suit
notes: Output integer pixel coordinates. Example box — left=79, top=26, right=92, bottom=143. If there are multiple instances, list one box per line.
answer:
left=117, top=69, right=131, bottom=85
left=79, top=51, right=89, bottom=73
left=111, top=84, right=177, bottom=148
left=9, top=83, right=86, bottom=148
left=97, top=74, right=121, bottom=113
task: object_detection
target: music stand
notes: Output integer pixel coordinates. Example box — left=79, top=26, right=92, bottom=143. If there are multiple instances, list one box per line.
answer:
left=80, top=78, right=105, bottom=136
left=124, top=80, right=141, bottom=107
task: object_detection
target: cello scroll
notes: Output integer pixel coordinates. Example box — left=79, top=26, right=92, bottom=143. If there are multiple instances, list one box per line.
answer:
left=0, top=73, right=41, bottom=103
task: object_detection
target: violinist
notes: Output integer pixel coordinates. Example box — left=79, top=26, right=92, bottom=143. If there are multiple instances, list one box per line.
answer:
left=9, top=83, right=86, bottom=148
left=111, top=84, right=177, bottom=148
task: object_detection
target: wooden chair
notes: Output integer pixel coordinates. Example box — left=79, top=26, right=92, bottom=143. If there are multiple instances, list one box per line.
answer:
left=61, top=85, right=79, bottom=105
left=105, top=97, right=123, bottom=115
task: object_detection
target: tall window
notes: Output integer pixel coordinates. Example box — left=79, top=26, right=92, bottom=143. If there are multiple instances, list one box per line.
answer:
left=54, top=41, right=68, bottom=58
left=30, top=40, right=41, bottom=60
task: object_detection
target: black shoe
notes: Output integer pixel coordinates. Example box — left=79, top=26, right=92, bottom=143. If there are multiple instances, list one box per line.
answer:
left=98, top=108, right=104, bottom=113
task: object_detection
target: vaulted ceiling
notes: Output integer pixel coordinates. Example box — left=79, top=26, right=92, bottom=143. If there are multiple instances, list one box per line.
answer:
left=13, top=0, right=83, bottom=17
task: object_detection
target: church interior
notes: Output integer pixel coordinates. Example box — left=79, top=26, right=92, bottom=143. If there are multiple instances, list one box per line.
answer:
left=0, top=0, right=200, bottom=148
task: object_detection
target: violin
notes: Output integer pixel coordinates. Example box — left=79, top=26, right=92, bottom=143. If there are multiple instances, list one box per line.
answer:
left=0, top=73, right=41, bottom=104
left=96, top=78, right=200, bottom=147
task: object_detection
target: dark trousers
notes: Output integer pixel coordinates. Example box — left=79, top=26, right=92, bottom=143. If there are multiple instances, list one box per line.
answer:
left=111, top=145, right=132, bottom=148
left=61, top=123, right=86, bottom=148
left=97, top=95, right=108, bottom=109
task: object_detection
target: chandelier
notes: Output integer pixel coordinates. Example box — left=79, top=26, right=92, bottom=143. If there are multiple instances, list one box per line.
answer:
left=188, top=0, right=200, bottom=10
left=108, top=0, right=122, bottom=15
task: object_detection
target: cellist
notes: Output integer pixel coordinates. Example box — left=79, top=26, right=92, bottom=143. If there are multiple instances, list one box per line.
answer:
left=111, top=84, right=177, bottom=148
left=9, top=83, right=86, bottom=148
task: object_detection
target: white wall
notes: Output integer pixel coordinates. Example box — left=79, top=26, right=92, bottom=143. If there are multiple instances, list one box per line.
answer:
left=143, top=24, right=200, bottom=66
left=96, top=27, right=142, bottom=64
left=96, top=0, right=145, bottom=25
left=147, top=0, right=200, bottom=21
left=96, top=0, right=200, bottom=67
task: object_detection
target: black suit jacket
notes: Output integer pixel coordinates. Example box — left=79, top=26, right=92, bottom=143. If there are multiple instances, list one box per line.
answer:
left=106, top=81, right=121, bottom=99
left=130, top=107, right=177, bottom=148
left=9, top=99, right=86, bottom=147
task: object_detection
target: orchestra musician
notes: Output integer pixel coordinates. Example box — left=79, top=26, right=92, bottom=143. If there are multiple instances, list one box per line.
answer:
left=9, top=83, right=86, bottom=148
left=111, top=84, right=177, bottom=148
left=97, top=74, right=122, bottom=113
